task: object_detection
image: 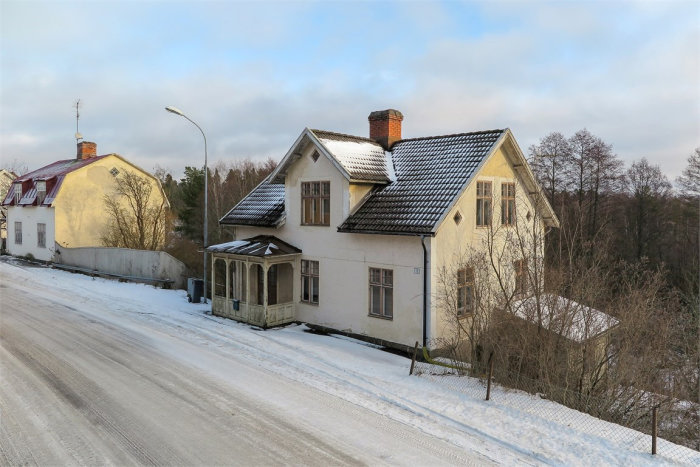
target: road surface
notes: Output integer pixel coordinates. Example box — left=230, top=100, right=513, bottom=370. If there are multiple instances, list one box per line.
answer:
left=0, top=263, right=491, bottom=466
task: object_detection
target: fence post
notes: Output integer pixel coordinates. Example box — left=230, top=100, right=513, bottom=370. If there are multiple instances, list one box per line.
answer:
left=651, top=406, right=658, bottom=455
left=409, top=341, right=419, bottom=375
left=486, top=351, right=494, bottom=401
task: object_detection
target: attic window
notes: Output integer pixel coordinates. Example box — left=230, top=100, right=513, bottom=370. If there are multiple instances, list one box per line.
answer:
left=526, top=211, right=532, bottom=222
left=453, top=211, right=462, bottom=225
left=36, top=181, right=46, bottom=205
left=14, top=183, right=22, bottom=204
left=110, top=167, right=120, bottom=177
left=311, top=150, right=320, bottom=163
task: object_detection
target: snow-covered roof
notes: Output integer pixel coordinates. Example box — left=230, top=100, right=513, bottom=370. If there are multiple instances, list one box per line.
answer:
left=312, top=130, right=391, bottom=183
left=219, top=176, right=285, bottom=228
left=207, top=235, right=301, bottom=257
left=510, top=294, right=619, bottom=343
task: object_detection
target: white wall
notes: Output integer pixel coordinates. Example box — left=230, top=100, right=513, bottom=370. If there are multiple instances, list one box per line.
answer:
left=6, top=206, right=56, bottom=262
left=236, top=141, right=426, bottom=348
left=56, top=246, right=187, bottom=289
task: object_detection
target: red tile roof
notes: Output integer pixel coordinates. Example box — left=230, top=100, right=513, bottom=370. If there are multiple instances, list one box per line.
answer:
left=2, top=156, right=107, bottom=206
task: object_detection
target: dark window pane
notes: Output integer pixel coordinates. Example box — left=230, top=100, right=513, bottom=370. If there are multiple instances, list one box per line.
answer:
left=302, top=276, right=309, bottom=302
left=312, top=277, right=319, bottom=304
left=370, top=285, right=381, bottom=314
left=382, top=269, right=392, bottom=286
left=384, top=288, right=393, bottom=317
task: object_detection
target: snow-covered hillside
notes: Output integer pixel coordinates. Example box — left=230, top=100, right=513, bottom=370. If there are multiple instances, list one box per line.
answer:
left=2, top=258, right=697, bottom=465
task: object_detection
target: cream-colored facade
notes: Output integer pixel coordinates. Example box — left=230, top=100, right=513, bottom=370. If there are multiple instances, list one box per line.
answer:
left=5, top=153, right=167, bottom=262
left=214, top=127, right=556, bottom=350
left=232, top=143, right=426, bottom=346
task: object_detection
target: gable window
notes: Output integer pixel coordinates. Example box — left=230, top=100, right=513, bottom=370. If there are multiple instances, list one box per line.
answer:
left=514, top=259, right=528, bottom=296
left=476, top=181, right=492, bottom=227
left=36, top=181, right=47, bottom=205
left=457, top=267, right=475, bottom=317
left=501, top=182, right=516, bottom=225
left=301, top=181, right=330, bottom=226
left=14, top=222, right=22, bottom=245
left=453, top=211, right=462, bottom=225
left=301, top=259, right=319, bottom=304
left=14, top=183, right=22, bottom=204
left=37, top=223, right=46, bottom=248
left=369, top=267, right=393, bottom=319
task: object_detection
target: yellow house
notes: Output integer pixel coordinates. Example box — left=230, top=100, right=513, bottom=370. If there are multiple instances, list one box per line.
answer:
left=0, top=168, right=17, bottom=250
left=2, top=142, right=167, bottom=262
left=210, top=110, right=559, bottom=351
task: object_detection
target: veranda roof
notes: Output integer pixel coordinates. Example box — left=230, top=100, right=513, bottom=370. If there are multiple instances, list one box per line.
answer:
left=207, top=235, right=301, bottom=257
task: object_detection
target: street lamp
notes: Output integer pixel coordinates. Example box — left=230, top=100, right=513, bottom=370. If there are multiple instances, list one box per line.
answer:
left=165, top=105, right=209, bottom=304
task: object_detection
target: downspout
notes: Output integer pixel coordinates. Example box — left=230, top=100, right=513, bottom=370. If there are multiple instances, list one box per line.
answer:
left=420, top=234, right=428, bottom=348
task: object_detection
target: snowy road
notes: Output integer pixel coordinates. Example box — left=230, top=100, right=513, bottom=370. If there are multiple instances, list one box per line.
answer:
left=0, top=261, right=489, bottom=466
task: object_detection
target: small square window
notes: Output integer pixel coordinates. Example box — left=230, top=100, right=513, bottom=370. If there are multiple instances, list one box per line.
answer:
left=311, top=150, right=320, bottom=162
left=110, top=167, right=120, bottom=177
left=453, top=211, right=462, bottom=225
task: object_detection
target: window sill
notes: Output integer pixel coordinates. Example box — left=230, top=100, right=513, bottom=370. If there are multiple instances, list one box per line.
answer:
left=368, top=313, right=393, bottom=321
left=300, top=300, right=319, bottom=306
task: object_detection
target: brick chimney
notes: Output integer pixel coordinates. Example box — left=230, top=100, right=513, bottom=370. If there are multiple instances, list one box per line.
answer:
left=368, top=109, right=403, bottom=150
left=77, top=141, right=97, bottom=160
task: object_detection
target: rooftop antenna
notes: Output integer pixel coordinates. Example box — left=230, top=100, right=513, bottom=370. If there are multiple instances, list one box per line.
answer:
left=74, top=99, right=83, bottom=142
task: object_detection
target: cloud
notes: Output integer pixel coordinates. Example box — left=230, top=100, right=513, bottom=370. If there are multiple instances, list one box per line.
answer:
left=0, top=0, right=697, bottom=182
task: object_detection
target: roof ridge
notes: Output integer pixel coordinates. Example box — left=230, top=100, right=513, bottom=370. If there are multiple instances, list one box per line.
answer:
left=395, top=129, right=506, bottom=144
left=310, top=129, right=381, bottom=145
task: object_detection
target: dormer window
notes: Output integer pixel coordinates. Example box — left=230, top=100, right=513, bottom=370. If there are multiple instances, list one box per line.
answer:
left=301, top=181, right=330, bottom=226
left=13, top=183, right=22, bottom=204
left=36, top=181, right=46, bottom=205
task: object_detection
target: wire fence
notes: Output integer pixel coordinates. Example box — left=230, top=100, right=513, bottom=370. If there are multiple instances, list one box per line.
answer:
left=409, top=346, right=700, bottom=465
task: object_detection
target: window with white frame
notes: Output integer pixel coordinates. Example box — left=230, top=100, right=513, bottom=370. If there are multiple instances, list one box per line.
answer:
left=369, top=267, right=393, bottom=319
left=501, top=182, right=516, bottom=226
left=14, top=183, right=22, bottom=204
left=37, top=223, right=46, bottom=248
left=476, top=181, right=492, bottom=227
left=14, top=222, right=22, bottom=245
left=457, top=267, right=474, bottom=317
left=36, top=181, right=47, bottom=205
left=301, top=181, right=330, bottom=226
left=301, top=259, right=319, bottom=304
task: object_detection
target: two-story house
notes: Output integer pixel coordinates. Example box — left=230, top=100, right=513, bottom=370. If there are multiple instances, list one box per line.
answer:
left=2, top=141, right=167, bottom=262
left=208, top=110, right=559, bottom=350
left=0, top=168, right=17, bottom=251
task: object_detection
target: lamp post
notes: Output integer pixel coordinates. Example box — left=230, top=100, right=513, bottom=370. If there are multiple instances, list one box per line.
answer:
left=165, top=106, right=208, bottom=304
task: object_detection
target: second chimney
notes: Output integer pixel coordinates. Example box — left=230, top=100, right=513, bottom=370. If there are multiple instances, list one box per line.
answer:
left=77, top=141, right=97, bottom=160
left=368, top=109, right=403, bottom=150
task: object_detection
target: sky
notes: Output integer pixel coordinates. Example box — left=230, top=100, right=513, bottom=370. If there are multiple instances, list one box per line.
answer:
left=1, top=1, right=698, bottom=182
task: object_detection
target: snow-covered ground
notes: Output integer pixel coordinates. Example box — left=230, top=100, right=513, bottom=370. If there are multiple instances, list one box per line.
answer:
left=1, top=258, right=697, bottom=465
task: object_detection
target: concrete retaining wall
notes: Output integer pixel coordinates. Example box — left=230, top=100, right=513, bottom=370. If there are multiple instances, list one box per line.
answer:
left=55, top=244, right=187, bottom=289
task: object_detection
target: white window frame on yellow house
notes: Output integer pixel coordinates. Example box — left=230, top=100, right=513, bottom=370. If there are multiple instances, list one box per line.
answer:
left=476, top=180, right=492, bottom=227
left=501, top=182, right=516, bottom=226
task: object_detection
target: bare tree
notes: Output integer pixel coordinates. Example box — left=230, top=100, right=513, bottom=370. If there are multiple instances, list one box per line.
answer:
left=529, top=132, right=570, bottom=206
left=676, top=147, right=700, bottom=198
left=101, top=170, right=170, bottom=250
left=625, top=158, right=672, bottom=261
